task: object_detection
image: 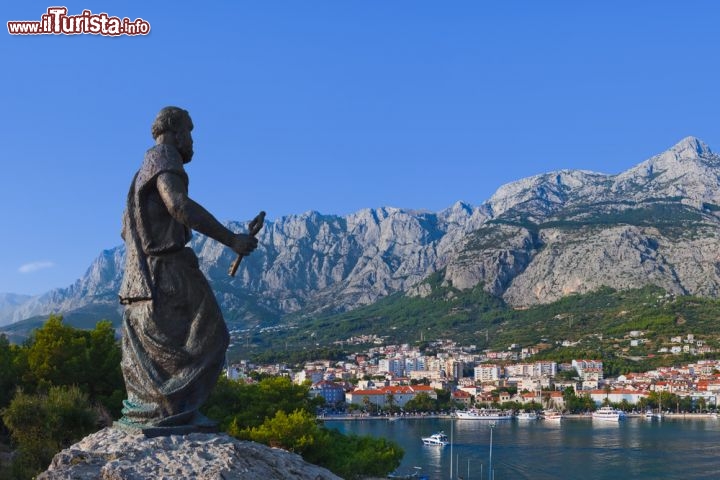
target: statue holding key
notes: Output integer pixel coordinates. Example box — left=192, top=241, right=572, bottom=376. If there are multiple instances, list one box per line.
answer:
left=117, top=106, right=263, bottom=435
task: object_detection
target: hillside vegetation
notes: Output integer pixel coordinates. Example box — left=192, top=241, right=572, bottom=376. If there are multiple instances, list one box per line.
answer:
left=241, top=279, right=720, bottom=374
left=5, top=276, right=720, bottom=377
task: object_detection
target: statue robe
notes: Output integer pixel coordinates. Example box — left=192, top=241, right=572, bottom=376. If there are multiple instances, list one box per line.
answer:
left=118, top=144, right=229, bottom=428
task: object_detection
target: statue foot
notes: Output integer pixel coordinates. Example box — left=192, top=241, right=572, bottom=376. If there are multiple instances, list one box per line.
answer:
left=192, top=412, right=218, bottom=429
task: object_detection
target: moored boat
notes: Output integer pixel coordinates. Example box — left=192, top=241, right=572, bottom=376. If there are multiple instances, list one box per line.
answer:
left=646, top=397, right=664, bottom=420
left=645, top=409, right=663, bottom=420
left=455, top=408, right=513, bottom=420
left=592, top=405, right=626, bottom=421
left=516, top=410, right=538, bottom=420
left=542, top=409, right=563, bottom=421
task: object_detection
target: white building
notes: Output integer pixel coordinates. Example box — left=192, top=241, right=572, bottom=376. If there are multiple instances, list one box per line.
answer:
left=534, top=361, right=558, bottom=377
left=294, top=369, right=324, bottom=385
left=474, top=364, right=502, bottom=382
left=378, top=357, right=405, bottom=377
left=572, top=359, right=604, bottom=380
left=589, top=389, right=648, bottom=406
left=405, top=356, right=427, bottom=373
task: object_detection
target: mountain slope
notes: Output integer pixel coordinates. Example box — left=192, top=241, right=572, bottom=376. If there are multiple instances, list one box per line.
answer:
left=2, top=136, right=720, bottom=330
left=438, top=137, right=720, bottom=306
left=0, top=293, right=32, bottom=327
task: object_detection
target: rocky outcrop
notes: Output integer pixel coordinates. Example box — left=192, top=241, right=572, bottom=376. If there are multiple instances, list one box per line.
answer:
left=498, top=225, right=692, bottom=305
left=442, top=224, right=541, bottom=295
left=438, top=137, right=720, bottom=306
left=38, top=428, right=341, bottom=480
left=613, top=136, right=720, bottom=207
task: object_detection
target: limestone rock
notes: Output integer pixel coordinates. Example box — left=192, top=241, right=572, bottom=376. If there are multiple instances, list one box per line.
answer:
left=38, top=428, right=342, bottom=480
left=0, top=293, right=31, bottom=326
left=4, top=136, right=720, bottom=325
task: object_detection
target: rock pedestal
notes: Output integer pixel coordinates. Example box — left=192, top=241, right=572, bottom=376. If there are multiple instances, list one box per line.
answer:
left=38, top=428, right=342, bottom=480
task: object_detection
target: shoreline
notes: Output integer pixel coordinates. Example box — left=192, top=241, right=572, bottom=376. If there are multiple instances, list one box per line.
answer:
left=319, top=412, right=719, bottom=421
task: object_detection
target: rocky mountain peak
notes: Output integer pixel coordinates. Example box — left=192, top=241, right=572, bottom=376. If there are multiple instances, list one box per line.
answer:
left=484, top=169, right=609, bottom=219
left=668, top=136, right=712, bottom=160
left=645, top=136, right=716, bottom=172
left=439, top=201, right=473, bottom=222
left=613, top=136, right=720, bottom=206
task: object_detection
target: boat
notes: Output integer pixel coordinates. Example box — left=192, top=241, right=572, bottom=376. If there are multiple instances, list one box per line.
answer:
left=645, top=410, right=663, bottom=419
left=421, top=431, right=449, bottom=446
left=645, top=396, right=664, bottom=420
left=542, top=409, right=563, bottom=421
left=516, top=410, right=538, bottom=420
left=592, top=405, right=626, bottom=421
left=456, top=408, right=513, bottom=420
left=388, top=466, right=428, bottom=479
left=645, top=409, right=663, bottom=420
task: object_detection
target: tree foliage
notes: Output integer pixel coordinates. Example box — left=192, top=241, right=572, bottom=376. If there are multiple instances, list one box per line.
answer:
left=244, top=282, right=720, bottom=372
left=315, top=431, right=403, bottom=480
left=237, top=409, right=319, bottom=452
left=2, top=385, right=97, bottom=479
left=0, top=335, right=23, bottom=411
left=24, top=316, right=124, bottom=416
left=0, top=316, right=124, bottom=478
left=244, top=421, right=404, bottom=480
left=404, top=392, right=437, bottom=412
left=562, top=387, right=596, bottom=413
left=203, top=376, right=403, bottom=479
left=203, top=376, right=320, bottom=431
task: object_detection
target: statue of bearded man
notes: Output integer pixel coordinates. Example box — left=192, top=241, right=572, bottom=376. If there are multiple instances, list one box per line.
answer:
left=116, top=106, right=257, bottom=435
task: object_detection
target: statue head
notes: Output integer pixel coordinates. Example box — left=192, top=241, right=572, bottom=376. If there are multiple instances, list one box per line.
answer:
left=151, top=106, right=194, bottom=163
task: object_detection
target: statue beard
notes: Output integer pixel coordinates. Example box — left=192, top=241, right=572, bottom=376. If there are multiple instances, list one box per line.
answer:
left=179, top=144, right=194, bottom=163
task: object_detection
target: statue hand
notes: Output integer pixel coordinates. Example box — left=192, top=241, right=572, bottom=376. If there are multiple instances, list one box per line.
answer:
left=231, top=233, right=258, bottom=255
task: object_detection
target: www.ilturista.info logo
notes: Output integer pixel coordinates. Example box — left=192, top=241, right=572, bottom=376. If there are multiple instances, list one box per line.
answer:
left=7, top=7, right=150, bottom=36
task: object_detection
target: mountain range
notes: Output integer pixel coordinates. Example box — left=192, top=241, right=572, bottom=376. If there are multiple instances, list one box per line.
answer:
left=2, top=136, right=720, bottom=332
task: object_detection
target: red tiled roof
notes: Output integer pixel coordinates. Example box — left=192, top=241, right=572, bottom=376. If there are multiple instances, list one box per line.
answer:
left=350, top=385, right=435, bottom=396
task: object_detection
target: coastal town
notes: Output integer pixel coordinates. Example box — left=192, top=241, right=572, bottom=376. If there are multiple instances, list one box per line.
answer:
left=227, top=333, right=720, bottom=414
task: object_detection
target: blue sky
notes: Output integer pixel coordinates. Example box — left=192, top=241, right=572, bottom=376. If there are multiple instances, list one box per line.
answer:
left=2, top=1, right=719, bottom=295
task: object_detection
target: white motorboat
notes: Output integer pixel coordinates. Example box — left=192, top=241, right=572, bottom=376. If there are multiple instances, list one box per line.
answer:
left=592, top=406, right=626, bottom=421
left=421, top=432, right=449, bottom=446
left=455, top=408, right=513, bottom=420
left=516, top=410, right=538, bottom=420
left=542, top=409, right=563, bottom=421
left=388, top=466, right=427, bottom=479
left=645, top=409, right=664, bottom=420
left=646, top=396, right=664, bottom=420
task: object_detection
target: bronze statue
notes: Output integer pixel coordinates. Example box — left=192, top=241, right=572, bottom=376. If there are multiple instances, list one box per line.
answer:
left=116, top=106, right=258, bottom=435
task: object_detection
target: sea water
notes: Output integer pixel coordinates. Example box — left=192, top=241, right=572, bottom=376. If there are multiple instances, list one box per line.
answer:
left=326, top=416, right=720, bottom=479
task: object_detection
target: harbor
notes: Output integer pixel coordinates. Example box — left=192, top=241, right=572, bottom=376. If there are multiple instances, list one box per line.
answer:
left=326, top=414, right=720, bottom=479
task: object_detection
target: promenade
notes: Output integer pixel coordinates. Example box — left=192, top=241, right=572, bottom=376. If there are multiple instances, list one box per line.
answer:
left=319, top=412, right=720, bottom=421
